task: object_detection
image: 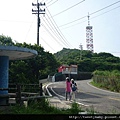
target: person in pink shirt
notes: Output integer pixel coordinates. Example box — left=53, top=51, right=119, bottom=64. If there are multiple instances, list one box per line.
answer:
left=65, top=77, right=72, bottom=101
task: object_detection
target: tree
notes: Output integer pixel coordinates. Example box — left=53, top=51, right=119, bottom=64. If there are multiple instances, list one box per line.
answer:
left=0, top=34, right=14, bottom=46
left=0, top=35, right=60, bottom=84
left=54, top=48, right=120, bottom=72
left=9, top=43, right=59, bottom=83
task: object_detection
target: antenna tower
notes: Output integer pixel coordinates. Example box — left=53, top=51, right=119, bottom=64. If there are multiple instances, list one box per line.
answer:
left=86, top=13, right=94, bottom=52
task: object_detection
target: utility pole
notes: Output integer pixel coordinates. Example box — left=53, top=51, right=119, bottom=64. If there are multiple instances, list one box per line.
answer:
left=79, top=43, right=83, bottom=60
left=32, top=1, right=45, bottom=45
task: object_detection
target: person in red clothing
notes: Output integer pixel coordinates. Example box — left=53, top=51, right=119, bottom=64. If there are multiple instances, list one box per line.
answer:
left=65, top=77, right=72, bottom=101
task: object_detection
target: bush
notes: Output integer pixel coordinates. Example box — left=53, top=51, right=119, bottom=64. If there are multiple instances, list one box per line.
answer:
left=92, top=70, right=120, bottom=92
left=70, top=102, right=81, bottom=114
left=8, top=99, right=85, bottom=114
left=10, top=98, right=63, bottom=114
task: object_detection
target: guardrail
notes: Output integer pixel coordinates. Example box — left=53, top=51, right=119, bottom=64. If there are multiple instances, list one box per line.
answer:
left=0, top=82, right=51, bottom=106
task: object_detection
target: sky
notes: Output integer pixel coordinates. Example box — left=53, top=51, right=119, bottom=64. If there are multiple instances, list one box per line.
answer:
left=0, top=0, right=120, bottom=57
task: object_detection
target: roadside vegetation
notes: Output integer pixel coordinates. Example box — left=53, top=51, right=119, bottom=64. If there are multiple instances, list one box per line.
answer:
left=0, top=99, right=86, bottom=114
left=1, top=35, right=120, bottom=84
left=92, top=70, right=120, bottom=92
left=0, top=35, right=60, bottom=84
left=54, top=48, right=120, bottom=72
left=0, top=35, right=120, bottom=114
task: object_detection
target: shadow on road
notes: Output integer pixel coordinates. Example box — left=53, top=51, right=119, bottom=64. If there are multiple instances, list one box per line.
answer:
left=77, top=92, right=101, bottom=99
left=52, top=87, right=101, bottom=100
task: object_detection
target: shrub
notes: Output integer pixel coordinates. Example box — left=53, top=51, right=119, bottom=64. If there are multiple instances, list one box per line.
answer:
left=92, top=70, right=120, bottom=92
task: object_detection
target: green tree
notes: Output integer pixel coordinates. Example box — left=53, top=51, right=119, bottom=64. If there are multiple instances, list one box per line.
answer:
left=0, top=34, right=14, bottom=46
left=4, top=37, right=60, bottom=84
left=54, top=48, right=120, bottom=72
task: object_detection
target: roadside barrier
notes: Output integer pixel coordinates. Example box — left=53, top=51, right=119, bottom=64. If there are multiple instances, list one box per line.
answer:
left=0, top=82, right=51, bottom=106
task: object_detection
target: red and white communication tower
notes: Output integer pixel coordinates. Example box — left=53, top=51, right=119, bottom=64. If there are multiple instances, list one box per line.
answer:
left=86, top=13, right=94, bottom=52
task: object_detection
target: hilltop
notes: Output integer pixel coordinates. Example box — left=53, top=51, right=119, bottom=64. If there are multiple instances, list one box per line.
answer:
left=54, top=48, right=120, bottom=72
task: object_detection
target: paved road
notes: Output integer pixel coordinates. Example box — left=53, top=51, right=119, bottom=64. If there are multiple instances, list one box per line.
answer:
left=48, top=80, right=120, bottom=114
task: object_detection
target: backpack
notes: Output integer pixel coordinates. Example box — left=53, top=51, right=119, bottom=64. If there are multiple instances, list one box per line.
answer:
left=72, top=83, right=77, bottom=91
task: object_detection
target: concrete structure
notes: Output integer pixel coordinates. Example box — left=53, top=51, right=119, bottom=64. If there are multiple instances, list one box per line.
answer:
left=0, top=45, right=38, bottom=105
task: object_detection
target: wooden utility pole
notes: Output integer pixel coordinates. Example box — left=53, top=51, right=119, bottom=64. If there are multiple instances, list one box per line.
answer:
left=32, top=1, right=45, bottom=45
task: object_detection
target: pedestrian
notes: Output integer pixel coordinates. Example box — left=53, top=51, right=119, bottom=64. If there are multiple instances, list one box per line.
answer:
left=65, top=77, right=72, bottom=101
left=71, top=79, right=77, bottom=101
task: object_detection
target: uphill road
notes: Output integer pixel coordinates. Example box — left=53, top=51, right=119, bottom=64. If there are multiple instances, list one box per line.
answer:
left=47, top=79, right=120, bottom=114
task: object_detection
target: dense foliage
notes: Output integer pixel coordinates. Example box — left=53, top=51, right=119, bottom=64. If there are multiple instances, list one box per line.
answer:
left=54, top=48, right=120, bottom=72
left=92, top=70, right=120, bottom=92
left=0, top=35, right=59, bottom=84
left=0, top=34, right=14, bottom=46
left=1, top=34, right=120, bottom=84
left=9, top=43, right=60, bottom=84
left=0, top=99, right=86, bottom=115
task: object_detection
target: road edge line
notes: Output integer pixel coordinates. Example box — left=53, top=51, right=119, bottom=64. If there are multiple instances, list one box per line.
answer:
left=46, top=83, right=53, bottom=97
left=50, top=84, right=89, bottom=107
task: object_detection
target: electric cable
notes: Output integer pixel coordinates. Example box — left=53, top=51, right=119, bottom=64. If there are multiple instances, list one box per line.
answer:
left=41, top=15, right=70, bottom=47
left=52, top=0, right=85, bottom=17
left=60, top=5, right=120, bottom=30
left=47, top=0, right=58, bottom=7
left=41, top=23, right=65, bottom=47
left=24, top=16, right=36, bottom=41
left=59, top=0, right=120, bottom=27
left=40, top=37, right=56, bottom=52
left=46, top=7, right=73, bottom=47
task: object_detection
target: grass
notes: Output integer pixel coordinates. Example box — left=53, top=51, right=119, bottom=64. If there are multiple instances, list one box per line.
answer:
left=91, top=80, right=111, bottom=91
left=90, top=80, right=104, bottom=89
left=91, top=80, right=120, bottom=93
left=0, top=98, right=85, bottom=114
left=10, top=98, right=64, bottom=114
left=92, top=70, right=120, bottom=92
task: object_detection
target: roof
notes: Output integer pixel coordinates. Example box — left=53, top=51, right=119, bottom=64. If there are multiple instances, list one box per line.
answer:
left=70, top=65, right=78, bottom=67
left=0, top=46, right=38, bottom=60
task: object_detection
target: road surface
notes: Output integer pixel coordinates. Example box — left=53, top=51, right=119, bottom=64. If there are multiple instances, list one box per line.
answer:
left=48, top=79, right=120, bottom=114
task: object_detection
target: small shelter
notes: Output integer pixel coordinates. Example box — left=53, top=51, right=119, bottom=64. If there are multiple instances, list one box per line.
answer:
left=0, top=45, right=38, bottom=105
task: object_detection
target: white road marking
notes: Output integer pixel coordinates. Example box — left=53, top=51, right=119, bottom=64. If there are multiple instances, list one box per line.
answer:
left=49, top=83, right=89, bottom=107
left=50, top=87, right=65, bottom=99
left=46, top=83, right=53, bottom=97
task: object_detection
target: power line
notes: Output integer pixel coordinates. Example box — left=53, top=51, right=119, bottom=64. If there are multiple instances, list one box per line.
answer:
left=47, top=0, right=58, bottom=7
left=41, top=16, right=71, bottom=48
left=45, top=7, right=73, bottom=47
left=52, top=0, right=85, bottom=17
left=59, top=15, right=87, bottom=28
left=47, top=0, right=54, bottom=4
left=90, top=0, right=120, bottom=16
left=40, top=37, right=56, bottom=52
left=41, top=23, right=64, bottom=47
left=90, top=5, right=120, bottom=21
left=60, top=5, right=120, bottom=30
left=59, top=0, right=120, bottom=28
left=41, top=15, right=67, bottom=46
left=24, top=16, right=36, bottom=41
left=41, top=16, right=68, bottom=47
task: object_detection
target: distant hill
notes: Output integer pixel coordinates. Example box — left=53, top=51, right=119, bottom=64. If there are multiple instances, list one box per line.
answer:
left=54, top=48, right=120, bottom=72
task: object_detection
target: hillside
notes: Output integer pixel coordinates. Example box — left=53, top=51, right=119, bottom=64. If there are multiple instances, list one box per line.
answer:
left=54, top=48, right=120, bottom=72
